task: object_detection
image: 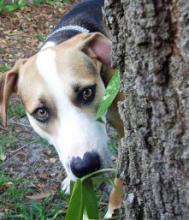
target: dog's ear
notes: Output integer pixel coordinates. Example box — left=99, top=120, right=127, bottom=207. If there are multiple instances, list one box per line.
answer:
left=0, top=59, right=26, bottom=127
left=77, top=32, right=112, bottom=66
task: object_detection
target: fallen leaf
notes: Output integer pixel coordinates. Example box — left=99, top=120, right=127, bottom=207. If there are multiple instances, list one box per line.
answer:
left=0, top=152, right=6, bottom=161
left=26, top=191, right=54, bottom=200
left=44, top=149, right=52, bottom=156
left=49, top=158, right=57, bottom=163
left=40, top=173, right=49, bottom=180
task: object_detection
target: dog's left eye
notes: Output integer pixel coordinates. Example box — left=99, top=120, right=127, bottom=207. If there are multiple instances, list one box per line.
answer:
left=78, top=85, right=96, bottom=104
left=32, top=107, right=50, bottom=123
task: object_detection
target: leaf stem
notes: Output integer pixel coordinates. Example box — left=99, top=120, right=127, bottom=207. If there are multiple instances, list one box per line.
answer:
left=81, top=168, right=115, bottom=182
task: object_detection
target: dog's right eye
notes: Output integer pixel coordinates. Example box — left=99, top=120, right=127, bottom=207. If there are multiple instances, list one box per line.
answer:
left=32, top=107, right=50, bottom=123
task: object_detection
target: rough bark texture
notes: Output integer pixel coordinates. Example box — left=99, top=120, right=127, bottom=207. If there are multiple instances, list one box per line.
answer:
left=104, top=0, right=189, bottom=219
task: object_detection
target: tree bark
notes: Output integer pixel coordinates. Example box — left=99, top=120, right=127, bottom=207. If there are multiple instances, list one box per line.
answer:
left=104, top=0, right=189, bottom=219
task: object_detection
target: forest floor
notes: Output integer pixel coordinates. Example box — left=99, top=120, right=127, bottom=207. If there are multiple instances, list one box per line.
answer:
left=0, top=2, right=88, bottom=219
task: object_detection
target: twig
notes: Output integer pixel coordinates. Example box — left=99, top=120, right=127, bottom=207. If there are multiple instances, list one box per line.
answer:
left=11, top=121, right=31, bottom=128
left=0, top=140, right=36, bottom=168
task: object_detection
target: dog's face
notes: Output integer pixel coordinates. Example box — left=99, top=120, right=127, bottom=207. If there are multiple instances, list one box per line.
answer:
left=0, top=33, right=112, bottom=180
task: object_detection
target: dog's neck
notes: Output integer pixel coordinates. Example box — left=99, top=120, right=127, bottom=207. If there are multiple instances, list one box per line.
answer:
left=41, top=25, right=90, bottom=50
left=46, top=25, right=89, bottom=40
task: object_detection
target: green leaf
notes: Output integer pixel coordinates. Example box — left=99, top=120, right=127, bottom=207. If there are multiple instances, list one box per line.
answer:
left=33, top=0, right=46, bottom=4
left=65, top=180, right=84, bottom=220
left=4, top=4, right=19, bottom=12
left=83, top=179, right=99, bottom=219
left=81, top=168, right=115, bottom=182
left=0, top=0, right=5, bottom=13
left=0, top=64, right=10, bottom=72
left=96, top=69, right=121, bottom=120
left=65, top=169, right=115, bottom=220
left=18, top=0, right=28, bottom=7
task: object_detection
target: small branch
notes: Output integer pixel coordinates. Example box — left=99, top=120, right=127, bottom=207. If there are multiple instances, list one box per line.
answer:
left=0, top=140, right=36, bottom=168
left=11, top=122, right=31, bottom=128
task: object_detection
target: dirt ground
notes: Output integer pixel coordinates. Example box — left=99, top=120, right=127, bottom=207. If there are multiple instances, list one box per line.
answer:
left=0, top=1, right=73, bottom=203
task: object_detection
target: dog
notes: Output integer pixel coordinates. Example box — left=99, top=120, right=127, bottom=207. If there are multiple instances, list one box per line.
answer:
left=0, top=0, right=123, bottom=194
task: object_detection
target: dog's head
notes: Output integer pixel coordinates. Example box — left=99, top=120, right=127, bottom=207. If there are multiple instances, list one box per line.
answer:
left=0, top=33, right=112, bottom=180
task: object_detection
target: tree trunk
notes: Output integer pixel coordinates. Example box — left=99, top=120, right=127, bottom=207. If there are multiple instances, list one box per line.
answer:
left=104, top=0, right=189, bottom=219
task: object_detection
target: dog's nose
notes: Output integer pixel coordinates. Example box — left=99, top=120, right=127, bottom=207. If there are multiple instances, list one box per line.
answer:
left=70, top=151, right=101, bottom=178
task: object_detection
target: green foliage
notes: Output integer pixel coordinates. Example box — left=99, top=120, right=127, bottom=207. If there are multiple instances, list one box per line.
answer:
left=0, top=173, right=67, bottom=220
left=0, top=174, right=31, bottom=206
left=0, top=172, right=9, bottom=185
left=65, top=179, right=99, bottom=220
left=0, top=0, right=72, bottom=13
left=36, top=33, right=47, bottom=43
left=0, top=64, right=10, bottom=72
left=65, top=169, right=115, bottom=220
left=0, top=132, right=17, bottom=148
left=65, top=180, right=84, bottom=220
left=8, top=102, right=26, bottom=119
left=96, top=69, right=121, bottom=121
left=83, top=179, right=99, bottom=219
left=0, top=0, right=28, bottom=13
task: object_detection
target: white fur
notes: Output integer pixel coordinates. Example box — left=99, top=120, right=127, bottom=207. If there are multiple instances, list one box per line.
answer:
left=41, top=41, right=56, bottom=50
left=27, top=48, right=111, bottom=183
left=104, top=209, right=114, bottom=219
left=61, top=177, right=71, bottom=194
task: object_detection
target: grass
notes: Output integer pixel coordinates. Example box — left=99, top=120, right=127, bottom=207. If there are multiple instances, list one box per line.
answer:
left=0, top=172, right=111, bottom=219
left=0, top=132, right=17, bottom=149
left=0, top=64, right=10, bottom=72
left=0, top=171, right=109, bottom=220
left=8, top=102, right=26, bottom=119
left=0, top=172, right=70, bottom=220
left=0, top=125, right=65, bottom=219
left=0, top=101, right=26, bottom=161
left=0, top=0, right=74, bottom=13
left=36, top=33, right=47, bottom=43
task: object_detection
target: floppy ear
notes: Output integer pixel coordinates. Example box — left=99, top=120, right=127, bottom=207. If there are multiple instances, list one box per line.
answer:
left=77, top=32, right=112, bottom=66
left=0, top=59, right=26, bottom=127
